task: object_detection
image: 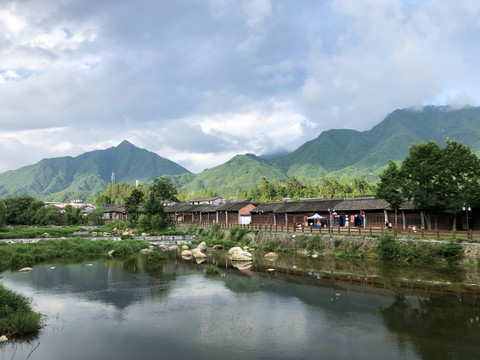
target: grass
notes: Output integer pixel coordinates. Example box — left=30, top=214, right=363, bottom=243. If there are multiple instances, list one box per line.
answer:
left=0, top=284, right=45, bottom=337
left=0, top=238, right=150, bottom=272
left=0, top=226, right=85, bottom=239
left=376, top=234, right=463, bottom=263
left=205, top=264, right=220, bottom=275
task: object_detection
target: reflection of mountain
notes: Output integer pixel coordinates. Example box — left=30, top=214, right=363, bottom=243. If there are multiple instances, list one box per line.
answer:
left=6, top=256, right=177, bottom=310
left=381, top=294, right=480, bottom=360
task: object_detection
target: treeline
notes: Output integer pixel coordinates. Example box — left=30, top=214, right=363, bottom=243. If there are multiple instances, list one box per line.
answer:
left=103, top=177, right=178, bottom=231
left=0, top=195, right=104, bottom=227
left=94, top=183, right=150, bottom=206
left=376, top=139, right=480, bottom=230
left=237, top=176, right=376, bottom=202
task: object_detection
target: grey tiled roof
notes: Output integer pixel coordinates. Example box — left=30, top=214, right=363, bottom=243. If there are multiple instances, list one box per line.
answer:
left=273, top=199, right=343, bottom=213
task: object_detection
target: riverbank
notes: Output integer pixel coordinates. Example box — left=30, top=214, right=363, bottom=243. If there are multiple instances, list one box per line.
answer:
left=183, top=224, right=479, bottom=266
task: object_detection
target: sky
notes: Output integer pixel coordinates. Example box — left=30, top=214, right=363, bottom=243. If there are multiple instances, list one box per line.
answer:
left=1, top=0, right=480, bottom=174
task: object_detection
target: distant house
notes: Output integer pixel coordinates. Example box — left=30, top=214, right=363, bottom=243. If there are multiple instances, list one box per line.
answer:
left=103, top=205, right=128, bottom=221
left=190, top=197, right=226, bottom=205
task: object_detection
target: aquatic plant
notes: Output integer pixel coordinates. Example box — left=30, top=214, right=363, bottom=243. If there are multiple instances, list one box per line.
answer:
left=0, top=284, right=45, bottom=337
left=205, top=264, right=219, bottom=275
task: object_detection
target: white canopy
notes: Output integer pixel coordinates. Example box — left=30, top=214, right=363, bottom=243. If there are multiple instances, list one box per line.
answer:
left=307, top=213, right=327, bottom=220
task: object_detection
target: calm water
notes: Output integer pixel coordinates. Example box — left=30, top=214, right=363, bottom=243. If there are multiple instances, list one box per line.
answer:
left=1, top=252, right=480, bottom=360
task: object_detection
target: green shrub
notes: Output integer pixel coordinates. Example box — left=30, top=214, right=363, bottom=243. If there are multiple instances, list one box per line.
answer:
left=205, top=264, right=220, bottom=275
left=440, top=241, right=463, bottom=263
left=377, top=234, right=399, bottom=261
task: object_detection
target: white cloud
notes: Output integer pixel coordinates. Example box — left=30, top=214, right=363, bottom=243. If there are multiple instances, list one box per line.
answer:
left=1, top=0, right=480, bottom=176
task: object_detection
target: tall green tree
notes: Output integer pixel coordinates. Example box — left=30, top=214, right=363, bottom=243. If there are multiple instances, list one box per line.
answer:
left=125, top=188, right=144, bottom=222
left=35, top=205, right=62, bottom=226
left=399, top=141, right=445, bottom=229
left=63, top=205, right=81, bottom=226
left=151, top=177, right=178, bottom=203
left=376, top=160, right=403, bottom=228
left=5, top=195, right=44, bottom=225
left=440, top=139, right=480, bottom=229
left=0, top=199, right=6, bottom=228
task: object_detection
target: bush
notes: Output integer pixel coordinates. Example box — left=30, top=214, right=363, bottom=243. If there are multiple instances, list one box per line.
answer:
left=205, top=264, right=220, bottom=275
left=377, top=234, right=399, bottom=261
left=440, top=241, right=463, bottom=263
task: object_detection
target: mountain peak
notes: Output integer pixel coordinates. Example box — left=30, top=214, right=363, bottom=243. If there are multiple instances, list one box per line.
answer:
left=117, top=140, right=135, bottom=148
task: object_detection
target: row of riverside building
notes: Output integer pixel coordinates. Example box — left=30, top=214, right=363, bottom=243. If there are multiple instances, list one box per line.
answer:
left=156, top=195, right=476, bottom=231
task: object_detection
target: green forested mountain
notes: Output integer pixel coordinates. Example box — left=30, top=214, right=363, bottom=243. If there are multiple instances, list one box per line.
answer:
left=0, top=140, right=190, bottom=202
left=1, top=106, right=480, bottom=201
left=169, top=153, right=289, bottom=198
left=270, top=106, right=480, bottom=182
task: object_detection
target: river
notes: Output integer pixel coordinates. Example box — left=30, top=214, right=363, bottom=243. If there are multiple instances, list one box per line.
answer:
left=1, top=250, right=480, bottom=359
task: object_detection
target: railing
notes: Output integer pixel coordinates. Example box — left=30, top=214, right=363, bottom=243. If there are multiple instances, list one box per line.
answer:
left=182, top=222, right=478, bottom=242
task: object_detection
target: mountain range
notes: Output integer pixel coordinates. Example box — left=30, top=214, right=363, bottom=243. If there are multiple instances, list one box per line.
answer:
left=2, top=105, right=480, bottom=201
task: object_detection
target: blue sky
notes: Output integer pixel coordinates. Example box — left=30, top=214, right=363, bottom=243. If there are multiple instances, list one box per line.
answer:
left=1, top=0, right=480, bottom=173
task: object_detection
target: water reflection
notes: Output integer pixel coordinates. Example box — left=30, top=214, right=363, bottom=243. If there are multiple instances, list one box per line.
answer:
left=1, top=252, right=480, bottom=359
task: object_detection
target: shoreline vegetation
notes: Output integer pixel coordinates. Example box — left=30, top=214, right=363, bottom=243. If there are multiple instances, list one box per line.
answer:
left=0, top=236, right=150, bottom=338
left=0, top=223, right=473, bottom=338
left=186, top=224, right=467, bottom=265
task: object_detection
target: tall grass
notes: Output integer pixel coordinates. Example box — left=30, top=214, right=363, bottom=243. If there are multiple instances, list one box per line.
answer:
left=0, top=284, right=45, bottom=337
left=0, top=226, right=84, bottom=239
left=0, top=238, right=150, bottom=272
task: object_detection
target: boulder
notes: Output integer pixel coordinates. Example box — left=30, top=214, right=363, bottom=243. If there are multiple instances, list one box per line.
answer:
left=197, top=242, right=207, bottom=253
left=182, top=250, right=192, bottom=257
left=169, top=245, right=178, bottom=251
left=140, top=248, right=153, bottom=254
left=141, top=233, right=149, bottom=237
left=231, top=261, right=253, bottom=270
left=182, top=245, right=189, bottom=250
left=19, top=267, right=33, bottom=272
left=107, top=250, right=115, bottom=256
left=193, top=250, right=207, bottom=259
left=311, top=254, right=319, bottom=259
left=267, top=268, right=276, bottom=272
left=243, top=246, right=250, bottom=251
left=195, top=257, right=206, bottom=264
left=213, top=244, right=223, bottom=250
left=264, top=252, right=279, bottom=261
left=177, top=241, right=186, bottom=246
left=92, top=232, right=98, bottom=237
left=228, top=247, right=253, bottom=261
left=158, top=244, right=168, bottom=251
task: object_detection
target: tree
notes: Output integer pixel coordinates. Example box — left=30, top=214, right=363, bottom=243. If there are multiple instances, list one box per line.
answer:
left=439, top=139, right=480, bottom=230
left=63, top=205, right=81, bottom=226
left=35, top=205, right=62, bottom=226
left=5, top=195, right=44, bottom=225
left=125, top=188, right=144, bottom=223
left=0, top=199, right=6, bottom=228
left=399, top=141, right=444, bottom=229
left=87, top=208, right=105, bottom=225
left=376, top=160, right=403, bottom=228
left=150, top=177, right=178, bottom=203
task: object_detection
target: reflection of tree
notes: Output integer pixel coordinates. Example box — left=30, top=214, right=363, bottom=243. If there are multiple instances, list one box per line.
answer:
left=381, top=293, right=480, bottom=359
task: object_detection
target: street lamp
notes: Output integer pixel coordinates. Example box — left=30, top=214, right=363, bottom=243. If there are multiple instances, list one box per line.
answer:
left=463, top=203, right=472, bottom=231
